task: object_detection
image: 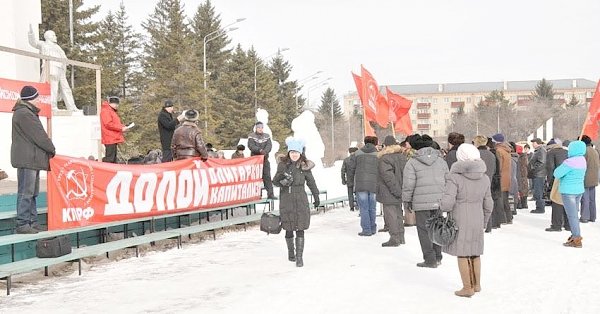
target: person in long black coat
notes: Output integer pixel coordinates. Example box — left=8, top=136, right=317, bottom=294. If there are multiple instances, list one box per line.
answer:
left=157, top=100, right=183, bottom=162
left=272, top=137, right=319, bottom=268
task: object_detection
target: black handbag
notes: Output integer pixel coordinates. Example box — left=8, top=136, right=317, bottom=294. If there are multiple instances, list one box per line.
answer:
left=260, top=212, right=282, bottom=234
left=425, top=210, right=458, bottom=246
left=36, top=235, right=72, bottom=258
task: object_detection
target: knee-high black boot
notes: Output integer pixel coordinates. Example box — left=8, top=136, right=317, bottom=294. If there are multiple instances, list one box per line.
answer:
left=295, top=237, right=304, bottom=267
left=286, top=237, right=295, bottom=262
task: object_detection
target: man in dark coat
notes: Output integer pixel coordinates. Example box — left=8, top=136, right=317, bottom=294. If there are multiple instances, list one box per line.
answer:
left=157, top=100, right=184, bottom=162
left=529, top=138, right=547, bottom=213
left=579, top=135, right=599, bottom=223
left=348, top=136, right=379, bottom=236
left=248, top=121, right=275, bottom=199
left=474, top=135, right=498, bottom=232
left=231, top=144, right=246, bottom=159
left=545, top=138, right=569, bottom=231
left=377, top=135, right=408, bottom=246
left=341, top=147, right=358, bottom=211
left=11, top=86, right=56, bottom=234
left=445, top=132, right=465, bottom=169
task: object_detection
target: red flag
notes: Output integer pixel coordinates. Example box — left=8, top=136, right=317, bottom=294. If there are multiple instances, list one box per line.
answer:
left=361, top=65, right=388, bottom=127
left=582, top=80, right=600, bottom=140
left=386, top=87, right=413, bottom=135
left=351, top=72, right=375, bottom=136
left=375, top=94, right=390, bottom=128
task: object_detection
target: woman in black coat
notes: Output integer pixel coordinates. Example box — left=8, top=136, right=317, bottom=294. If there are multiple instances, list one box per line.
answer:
left=272, top=137, right=319, bottom=267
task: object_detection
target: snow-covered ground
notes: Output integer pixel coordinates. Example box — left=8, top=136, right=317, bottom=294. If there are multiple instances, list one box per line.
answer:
left=1, top=164, right=600, bottom=314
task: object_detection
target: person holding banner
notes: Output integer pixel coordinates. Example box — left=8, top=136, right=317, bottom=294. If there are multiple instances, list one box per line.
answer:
left=171, top=109, right=208, bottom=161
left=273, top=137, right=320, bottom=268
left=100, top=97, right=130, bottom=163
left=11, top=86, right=56, bottom=234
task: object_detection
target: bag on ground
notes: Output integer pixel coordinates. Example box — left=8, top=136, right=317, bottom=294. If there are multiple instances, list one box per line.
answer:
left=36, top=235, right=72, bottom=258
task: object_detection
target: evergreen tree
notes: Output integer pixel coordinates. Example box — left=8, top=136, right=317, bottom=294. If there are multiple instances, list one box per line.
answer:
left=317, top=88, right=343, bottom=122
left=532, top=78, right=555, bottom=106
left=94, top=3, right=143, bottom=99
left=567, top=94, right=580, bottom=108
left=190, top=0, right=233, bottom=84
left=252, top=49, right=287, bottom=143
left=40, top=0, right=100, bottom=109
left=213, top=45, right=256, bottom=148
left=269, top=53, right=300, bottom=137
left=134, top=0, right=204, bottom=153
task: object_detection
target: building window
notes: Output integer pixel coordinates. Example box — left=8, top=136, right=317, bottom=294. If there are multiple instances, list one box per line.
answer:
left=433, top=119, right=438, bottom=125
left=454, top=97, right=460, bottom=101
left=444, top=109, right=449, bottom=114
left=510, top=96, right=517, bottom=101
left=412, top=120, right=416, bottom=125
left=444, top=97, right=449, bottom=102
left=412, top=110, right=417, bottom=114
left=433, top=109, right=438, bottom=114
left=466, top=97, right=471, bottom=103
left=433, top=98, right=438, bottom=103
left=445, top=119, right=450, bottom=125
left=433, top=130, right=439, bottom=136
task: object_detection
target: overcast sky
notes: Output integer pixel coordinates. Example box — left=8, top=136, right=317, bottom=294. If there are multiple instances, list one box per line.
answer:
left=84, top=0, right=600, bottom=104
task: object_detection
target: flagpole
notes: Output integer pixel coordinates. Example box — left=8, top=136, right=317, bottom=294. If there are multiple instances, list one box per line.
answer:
left=580, top=111, right=590, bottom=139
left=391, top=122, right=396, bottom=138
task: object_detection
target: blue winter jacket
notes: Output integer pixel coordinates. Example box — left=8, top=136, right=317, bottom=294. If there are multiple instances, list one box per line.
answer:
left=553, top=141, right=587, bottom=195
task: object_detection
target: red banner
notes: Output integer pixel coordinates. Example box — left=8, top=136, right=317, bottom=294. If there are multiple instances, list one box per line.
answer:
left=0, top=77, right=52, bottom=117
left=352, top=72, right=375, bottom=136
left=47, top=155, right=265, bottom=230
left=386, top=87, right=413, bottom=135
left=361, top=65, right=389, bottom=127
left=582, top=80, right=600, bottom=140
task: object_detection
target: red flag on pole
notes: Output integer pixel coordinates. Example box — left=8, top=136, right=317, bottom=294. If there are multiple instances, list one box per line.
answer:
left=361, top=65, right=388, bottom=127
left=582, top=80, right=600, bottom=140
left=352, top=72, right=375, bottom=136
left=386, top=87, right=413, bottom=135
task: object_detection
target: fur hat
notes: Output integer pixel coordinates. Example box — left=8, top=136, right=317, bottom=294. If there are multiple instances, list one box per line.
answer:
left=286, top=137, right=305, bottom=153
left=236, top=144, right=245, bottom=151
left=108, top=96, right=120, bottom=104
left=184, top=109, right=199, bottom=121
left=491, top=133, right=505, bottom=143
left=580, top=135, right=592, bottom=146
left=473, top=135, right=488, bottom=148
left=411, top=134, right=433, bottom=150
left=457, top=143, right=481, bottom=161
left=383, top=135, right=397, bottom=146
left=20, top=86, right=38, bottom=101
left=163, top=100, right=173, bottom=108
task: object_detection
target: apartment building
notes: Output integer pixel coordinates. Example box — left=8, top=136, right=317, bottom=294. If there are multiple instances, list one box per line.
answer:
left=343, top=78, right=596, bottom=138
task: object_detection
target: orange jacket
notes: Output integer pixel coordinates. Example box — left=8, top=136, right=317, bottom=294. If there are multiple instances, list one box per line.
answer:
left=100, top=102, right=125, bottom=145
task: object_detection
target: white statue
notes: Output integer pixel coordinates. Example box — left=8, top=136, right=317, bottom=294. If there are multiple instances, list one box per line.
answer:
left=291, top=110, right=324, bottom=168
left=28, top=24, right=80, bottom=112
left=255, top=109, right=280, bottom=167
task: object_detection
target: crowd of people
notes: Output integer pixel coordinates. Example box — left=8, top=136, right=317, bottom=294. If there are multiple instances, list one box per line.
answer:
left=340, top=131, right=597, bottom=297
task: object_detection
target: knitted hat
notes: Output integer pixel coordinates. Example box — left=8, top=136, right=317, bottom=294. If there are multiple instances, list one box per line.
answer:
left=383, top=135, right=397, bottom=146
left=580, top=135, right=592, bottom=146
left=163, top=100, right=173, bottom=108
left=457, top=143, right=481, bottom=161
left=491, top=133, right=505, bottom=143
left=20, top=86, right=38, bottom=101
left=108, top=96, right=120, bottom=104
left=286, top=137, right=305, bottom=153
left=184, top=109, right=199, bottom=121
left=516, top=145, right=523, bottom=154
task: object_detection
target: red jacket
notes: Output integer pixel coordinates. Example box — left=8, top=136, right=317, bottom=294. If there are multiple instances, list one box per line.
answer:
left=100, top=102, right=125, bottom=145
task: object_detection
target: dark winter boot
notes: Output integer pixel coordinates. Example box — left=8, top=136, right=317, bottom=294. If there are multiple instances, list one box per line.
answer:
left=286, top=237, right=295, bottom=262
left=399, top=232, right=406, bottom=244
left=471, top=256, right=481, bottom=292
left=455, top=257, right=475, bottom=297
left=295, top=237, right=305, bottom=267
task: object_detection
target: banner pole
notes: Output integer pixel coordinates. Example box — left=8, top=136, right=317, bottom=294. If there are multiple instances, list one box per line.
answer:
left=580, top=111, right=590, bottom=139
left=391, top=122, right=395, bottom=138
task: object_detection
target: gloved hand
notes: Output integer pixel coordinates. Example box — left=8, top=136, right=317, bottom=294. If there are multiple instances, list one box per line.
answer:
left=403, top=202, right=413, bottom=213
left=177, top=110, right=186, bottom=122
left=313, top=196, right=320, bottom=208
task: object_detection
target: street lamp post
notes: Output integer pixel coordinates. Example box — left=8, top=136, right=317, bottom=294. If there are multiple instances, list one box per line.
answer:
left=254, top=48, right=290, bottom=113
left=295, top=70, right=323, bottom=109
left=305, top=77, right=332, bottom=109
left=331, top=95, right=335, bottom=161
left=203, top=18, right=245, bottom=136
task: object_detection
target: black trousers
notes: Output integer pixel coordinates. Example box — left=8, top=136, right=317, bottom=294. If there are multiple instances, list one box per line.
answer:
left=263, top=159, right=274, bottom=197
left=415, top=210, right=442, bottom=264
left=502, top=191, right=513, bottom=223
left=103, top=144, right=118, bottom=163
left=550, top=202, right=569, bottom=229
left=162, top=149, right=173, bottom=162
left=347, top=186, right=355, bottom=210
